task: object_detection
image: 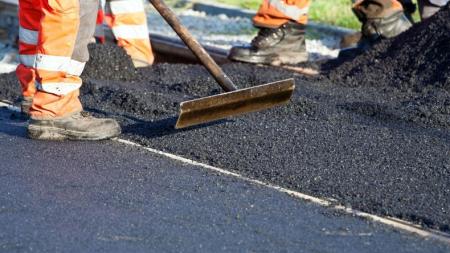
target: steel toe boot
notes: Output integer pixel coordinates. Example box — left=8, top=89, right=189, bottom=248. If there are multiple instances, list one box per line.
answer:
left=358, top=10, right=412, bottom=48
left=28, top=111, right=121, bottom=141
left=228, top=21, right=308, bottom=65
left=339, top=10, right=412, bottom=58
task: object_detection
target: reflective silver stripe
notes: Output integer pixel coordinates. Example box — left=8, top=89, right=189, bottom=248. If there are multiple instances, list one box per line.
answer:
left=100, top=0, right=106, bottom=9
left=110, top=0, right=144, bottom=14
left=268, top=0, right=309, bottom=21
left=35, top=54, right=85, bottom=75
left=112, top=24, right=148, bottom=39
left=66, top=60, right=86, bottom=76
left=35, top=81, right=82, bottom=95
left=429, top=0, right=448, bottom=6
left=35, top=54, right=70, bottom=72
left=19, top=26, right=38, bottom=45
left=20, top=55, right=85, bottom=75
left=19, top=54, right=36, bottom=67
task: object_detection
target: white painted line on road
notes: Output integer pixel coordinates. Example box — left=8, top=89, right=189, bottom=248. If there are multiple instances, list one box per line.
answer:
left=1, top=102, right=448, bottom=245
left=0, top=100, right=20, bottom=112
left=115, top=138, right=450, bottom=245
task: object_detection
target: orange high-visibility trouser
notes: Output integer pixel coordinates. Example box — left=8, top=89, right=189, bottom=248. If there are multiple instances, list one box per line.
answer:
left=17, top=0, right=99, bottom=119
left=352, top=0, right=404, bottom=20
left=16, top=0, right=40, bottom=99
left=253, top=0, right=403, bottom=28
left=96, top=0, right=154, bottom=66
left=253, top=0, right=311, bottom=28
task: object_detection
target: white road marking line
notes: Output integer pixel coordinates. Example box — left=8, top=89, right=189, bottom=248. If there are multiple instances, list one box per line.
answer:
left=115, top=138, right=450, bottom=245
left=1, top=101, right=449, bottom=244
left=0, top=101, right=21, bottom=112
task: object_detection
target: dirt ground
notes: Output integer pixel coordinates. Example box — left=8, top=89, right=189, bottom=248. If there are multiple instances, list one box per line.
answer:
left=0, top=4, right=449, bottom=233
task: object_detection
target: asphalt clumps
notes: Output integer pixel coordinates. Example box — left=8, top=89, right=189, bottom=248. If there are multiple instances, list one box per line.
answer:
left=82, top=43, right=137, bottom=82
left=327, top=3, right=450, bottom=92
left=325, top=4, right=450, bottom=128
left=0, top=72, right=20, bottom=103
left=0, top=6, right=449, bottom=233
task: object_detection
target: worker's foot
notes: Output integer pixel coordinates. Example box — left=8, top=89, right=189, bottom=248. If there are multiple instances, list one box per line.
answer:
left=358, top=11, right=412, bottom=49
left=28, top=111, right=121, bottom=141
left=228, top=21, right=308, bottom=66
left=339, top=11, right=412, bottom=59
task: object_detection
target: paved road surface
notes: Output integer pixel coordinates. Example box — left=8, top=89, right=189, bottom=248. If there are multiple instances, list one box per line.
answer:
left=0, top=108, right=448, bottom=252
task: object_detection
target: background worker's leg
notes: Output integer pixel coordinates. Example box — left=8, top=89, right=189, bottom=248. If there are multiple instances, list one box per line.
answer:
left=16, top=0, right=40, bottom=114
left=352, top=0, right=412, bottom=45
left=253, top=0, right=310, bottom=28
left=105, top=0, right=154, bottom=67
left=95, top=1, right=106, bottom=43
left=228, top=0, right=310, bottom=65
left=418, top=0, right=448, bottom=19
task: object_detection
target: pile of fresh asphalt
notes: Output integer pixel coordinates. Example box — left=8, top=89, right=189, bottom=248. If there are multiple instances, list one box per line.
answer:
left=324, top=3, right=450, bottom=129
left=0, top=6, right=449, bottom=232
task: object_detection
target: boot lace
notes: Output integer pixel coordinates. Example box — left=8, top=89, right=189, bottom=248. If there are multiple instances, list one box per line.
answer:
left=251, top=27, right=281, bottom=47
left=74, top=111, right=93, bottom=119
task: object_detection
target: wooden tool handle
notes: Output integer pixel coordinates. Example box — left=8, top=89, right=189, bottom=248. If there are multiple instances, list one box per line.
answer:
left=149, top=0, right=237, bottom=92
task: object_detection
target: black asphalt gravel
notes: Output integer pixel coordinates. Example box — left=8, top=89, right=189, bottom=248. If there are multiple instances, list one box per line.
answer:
left=0, top=4, right=449, bottom=235
left=324, top=4, right=450, bottom=129
left=2, top=108, right=449, bottom=252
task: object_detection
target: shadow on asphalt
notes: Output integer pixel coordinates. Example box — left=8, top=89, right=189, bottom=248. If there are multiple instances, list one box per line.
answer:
left=123, top=116, right=231, bottom=138
left=80, top=107, right=233, bottom=138
left=0, top=108, right=27, bottom=138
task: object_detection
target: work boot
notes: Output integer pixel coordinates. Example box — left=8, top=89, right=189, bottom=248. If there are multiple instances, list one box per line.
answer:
left=358, top=11, right=412, bottom=49
left=339, top=10, right=412, bottom=58
left=28, top=111, right=121, bottom=141
left=228, top=21, right=308, bottom=66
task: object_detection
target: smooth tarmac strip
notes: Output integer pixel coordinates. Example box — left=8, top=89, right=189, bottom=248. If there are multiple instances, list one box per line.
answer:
left=1, top=108, right=449, bottom=252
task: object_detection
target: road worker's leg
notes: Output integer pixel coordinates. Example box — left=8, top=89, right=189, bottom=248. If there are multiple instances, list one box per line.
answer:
left=229, top=0, right=310, bottom=65
left=16, top=0, right=40, bottom=114
left=353, top=0, right=412, bottom=47
left=28, top=0, right=121, bottom=140
left=105, top=0, right=154, bottom=67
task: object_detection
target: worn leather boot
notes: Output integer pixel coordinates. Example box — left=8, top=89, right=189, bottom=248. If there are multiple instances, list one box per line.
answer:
left=228, top=21, right=308, bottom=66
left=339, top=10, right=412, bottom=58
left=356, top=10, right=413, bottom=51
left=28, top=111, right=121, bottom=141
